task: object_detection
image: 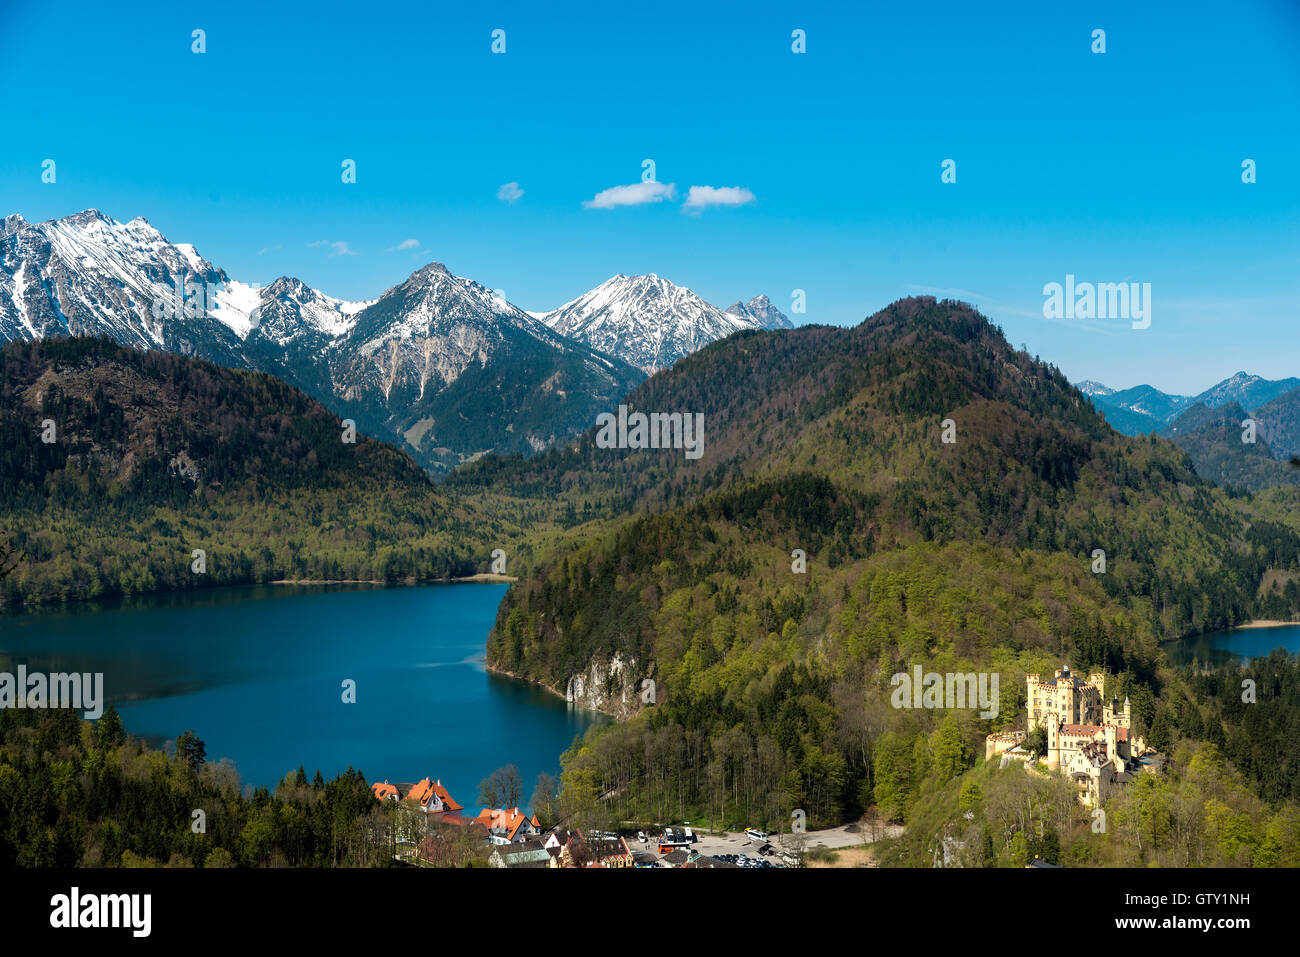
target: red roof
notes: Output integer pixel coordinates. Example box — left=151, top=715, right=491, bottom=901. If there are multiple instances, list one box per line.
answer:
left=476, top=807, right=541, bottom=841
left=1060, top=724, right=1105, bottom=736
left=371, top=781, right=400, bottom=802
left=407, top=777, right=463, bottom=812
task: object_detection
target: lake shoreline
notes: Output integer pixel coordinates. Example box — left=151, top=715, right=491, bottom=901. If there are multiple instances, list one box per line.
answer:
left=1, top=575, right=519, bottom=617
left=0, top=580, right=598, bottom=795
left=1162, top=619, right=1300, bottom=647
left=1165, top=619, right=1300, bottom=668
left=271, top=574, right=519, bottom=585
left=484, top=660, right=623, bottom=720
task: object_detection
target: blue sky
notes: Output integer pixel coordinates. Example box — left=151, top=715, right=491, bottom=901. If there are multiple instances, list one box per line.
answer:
left=1, top=0, right=1297, bottom=394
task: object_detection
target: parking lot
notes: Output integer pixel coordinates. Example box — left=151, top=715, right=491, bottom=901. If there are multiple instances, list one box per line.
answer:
left=632, top=822, right=893, bottom=865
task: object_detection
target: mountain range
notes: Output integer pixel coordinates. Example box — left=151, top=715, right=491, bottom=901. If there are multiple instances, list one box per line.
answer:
left=1077, top=373, right=1300, bottom=490
left=1079, top=374, right=1300, bottom=439
left=0, top=210, right=785, bottom=472
left=6, top=295, right=1300, bottom=864
left=3, top=208, right=1294, bottom=494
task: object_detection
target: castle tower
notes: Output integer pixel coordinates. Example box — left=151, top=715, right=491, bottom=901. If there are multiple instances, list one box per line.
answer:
left=1045, top=714, right=1061, bottom=769
left=1026, top=674, right=1041, bottom=731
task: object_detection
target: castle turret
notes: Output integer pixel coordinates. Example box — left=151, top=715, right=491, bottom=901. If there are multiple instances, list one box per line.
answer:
left=1045, top=714, right=1061, bottom=769
left=1026, top=674, right=1042, bottom=732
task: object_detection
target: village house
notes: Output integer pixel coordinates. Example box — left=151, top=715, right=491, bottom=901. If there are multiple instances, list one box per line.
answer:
left=407, top=778, right=464, bottom=816
left=581, top=836, right=633, bottom=868
left=542, top=827, right=582, bottom=863
left=986, top=665, right=1160, bottom=808
left=539, top=828, right=635, bottom=867
left=489, top=839, right=552, bottom=869
left=476, top=806, right=542, bottom=845
left=369, top=777, right=466, bottom=820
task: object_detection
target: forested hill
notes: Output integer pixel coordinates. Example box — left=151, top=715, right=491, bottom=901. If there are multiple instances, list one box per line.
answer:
left=482, top=295, right=1297, bottom=657
left=457, top=296, right=1257, bottom=551
left=0, top=337, right=487, bottom=604
left=472, top=297, right=1300, bottom=843
left=1158, top=401, right=1300, bottom=493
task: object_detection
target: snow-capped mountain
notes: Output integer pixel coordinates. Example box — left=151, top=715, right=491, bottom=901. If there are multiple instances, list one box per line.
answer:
left=725, top=294, right=792, bottom=331
left=1074, top=380, right=1115, bottom=397
left=1076, top=373, right=1300, bottom=439
left=327, top=262, right=641, bottom=465
left=225, top=276, right=374, bottom=398
left=0, top=210, right=643, bottom=471
left=539, top=273, right=779, bottom=373
left=338, top=261, right=559, bottom=395
left=0, top=209, right=250, bottom=367
left=232, top=276, right=372, bottom=344
left=1195, top=371, right=1300, bottom=412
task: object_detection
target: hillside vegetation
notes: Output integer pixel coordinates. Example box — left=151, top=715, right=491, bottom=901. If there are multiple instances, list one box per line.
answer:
left=0, top=338, right=500, bottom=605
left=463, top=297, right=1300, bottom=852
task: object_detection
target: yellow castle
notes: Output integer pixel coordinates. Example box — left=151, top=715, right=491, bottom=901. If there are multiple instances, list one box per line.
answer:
left=987, top=664, right=1150, bottom=808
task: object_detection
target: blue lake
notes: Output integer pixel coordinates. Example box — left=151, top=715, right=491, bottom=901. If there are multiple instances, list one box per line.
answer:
left=1167, top=623, right=1300, bottom=667
left=0, top=583, right=606, bottom=806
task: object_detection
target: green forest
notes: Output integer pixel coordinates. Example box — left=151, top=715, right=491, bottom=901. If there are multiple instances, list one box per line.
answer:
left=0, top=337, right=566, bottom=606
left=5, top=300, right=1300, bottom=868
left=472, top=298, right=1300, bottom=862
left=0, top=704, right=394, bottom=867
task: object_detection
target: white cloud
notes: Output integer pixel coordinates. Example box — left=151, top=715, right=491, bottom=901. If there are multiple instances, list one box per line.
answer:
left=682, top=185, right=755, bottom=212
left=309, top=240, right=356, bottom=257
left=257, top=244, right=282, bottom=255
left=497, top=181, right=524, bottom=203
left=385, top=238, right=419, bottom=252
left=329, top=242, right=355, bottom=257
left=582, top=181, right=676, bottom=209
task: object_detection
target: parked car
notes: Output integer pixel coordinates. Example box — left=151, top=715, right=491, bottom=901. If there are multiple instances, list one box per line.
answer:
left=745, top=828, right=768, bottom=842
left=637, top=831, right=646, bottom=843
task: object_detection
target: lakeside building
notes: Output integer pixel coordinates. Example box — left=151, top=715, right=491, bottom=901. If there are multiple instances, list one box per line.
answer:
left=369, top=777, right=467, bottom=821
left=476, top=806, right=542, bottom=844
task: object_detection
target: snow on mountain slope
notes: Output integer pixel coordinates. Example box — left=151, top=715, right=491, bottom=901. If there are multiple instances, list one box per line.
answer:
left=226, top=276, right=372, bottom=344
left=0, top=209, right=252, bottom=366
left=333, top=261, right=625, bottom=403
left=539, top=273, right=769, bottom=373
left=1074, top=380, right=1115, bottom=397
left=1194, top=371, right=1300, bottom=412
left=324, top=261, right=643, bottom=466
